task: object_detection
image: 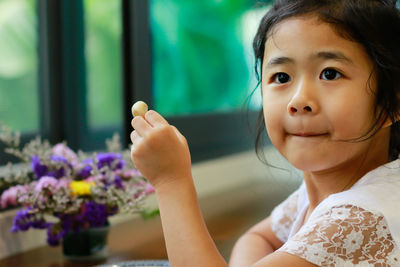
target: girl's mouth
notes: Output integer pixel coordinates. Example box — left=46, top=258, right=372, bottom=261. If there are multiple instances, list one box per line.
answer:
left=291, top=132, right=327, bottom=137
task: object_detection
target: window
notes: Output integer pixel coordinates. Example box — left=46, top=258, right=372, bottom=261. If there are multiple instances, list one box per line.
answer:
left=85, top=0, right=123, bottom=130
left=38, top=0, right=124, bottom=152
left=0, top=0, right=38, bottom=164
left=0, top=0, right=270, bottom=165
left=0, top=0, right=38, bottom=132
left=151, top=0, right=253, bottom=116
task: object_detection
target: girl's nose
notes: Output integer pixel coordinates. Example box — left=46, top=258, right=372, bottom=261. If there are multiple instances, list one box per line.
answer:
left=287, top=81, right=319, bottom=115
left=288, top=105, right=313, bottom=114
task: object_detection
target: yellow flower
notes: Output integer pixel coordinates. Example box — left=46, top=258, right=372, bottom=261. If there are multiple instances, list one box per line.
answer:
left=70, top=181, right=95, bottom=196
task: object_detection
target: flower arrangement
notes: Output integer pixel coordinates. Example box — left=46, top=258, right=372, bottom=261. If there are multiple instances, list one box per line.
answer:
left=0, top=123, right=156, bottom=246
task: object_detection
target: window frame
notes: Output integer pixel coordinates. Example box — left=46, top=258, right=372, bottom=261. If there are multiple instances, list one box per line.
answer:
left=0, top=0, right=260, bottom=165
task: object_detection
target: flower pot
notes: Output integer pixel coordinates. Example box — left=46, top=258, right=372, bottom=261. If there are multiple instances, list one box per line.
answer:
left=62, top=224, right=109, bottom=261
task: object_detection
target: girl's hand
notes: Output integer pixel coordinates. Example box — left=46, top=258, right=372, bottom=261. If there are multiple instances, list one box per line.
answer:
left=130, top=110, right=192, bottom=189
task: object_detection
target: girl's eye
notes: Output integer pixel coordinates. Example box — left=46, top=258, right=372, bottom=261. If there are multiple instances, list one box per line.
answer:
left=272, top=72, right=291, bottom=84
left=320, top=68, right=342, bottom=80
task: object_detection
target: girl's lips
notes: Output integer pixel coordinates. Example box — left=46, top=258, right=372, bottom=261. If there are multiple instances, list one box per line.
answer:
left=291, top=133, right=327, bottom=137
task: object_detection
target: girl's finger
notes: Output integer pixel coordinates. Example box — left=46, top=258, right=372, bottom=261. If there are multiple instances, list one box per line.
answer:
left=131, top=116, right=153, bottom=137
left=145, top=110, right=169, bottom=127
left=130, top=130, right=137, bottom=143
left=130, top=130, right=141, bottom=145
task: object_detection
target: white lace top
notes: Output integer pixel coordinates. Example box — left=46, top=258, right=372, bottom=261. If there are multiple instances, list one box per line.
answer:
left=270, top=159, right=400, bottom=266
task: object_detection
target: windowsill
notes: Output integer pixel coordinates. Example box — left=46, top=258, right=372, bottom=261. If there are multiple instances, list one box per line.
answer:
left=0, top=146, right=301, bottom=260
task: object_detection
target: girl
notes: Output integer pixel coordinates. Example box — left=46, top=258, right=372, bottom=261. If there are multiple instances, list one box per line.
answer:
left=130, top=0, right=400, bottom=266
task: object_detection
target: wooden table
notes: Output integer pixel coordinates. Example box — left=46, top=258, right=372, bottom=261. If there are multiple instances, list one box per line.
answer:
left=0, top=199, right=271, bottom=267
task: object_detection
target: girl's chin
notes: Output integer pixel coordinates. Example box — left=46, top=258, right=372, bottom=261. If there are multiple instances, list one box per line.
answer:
left=284, top=154, right=334, bottom=172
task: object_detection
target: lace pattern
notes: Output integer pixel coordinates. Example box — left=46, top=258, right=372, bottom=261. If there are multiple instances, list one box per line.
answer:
left=278, top=205, right=400, bottom=266
left=270, top=188, right=301, bottom=243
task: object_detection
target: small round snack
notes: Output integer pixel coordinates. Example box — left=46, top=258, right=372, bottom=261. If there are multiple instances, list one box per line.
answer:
left=131, top=101, right=148, bottom=117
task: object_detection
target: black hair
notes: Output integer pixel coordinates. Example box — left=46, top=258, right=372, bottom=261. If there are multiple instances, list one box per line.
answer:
left=253, top=0, right=400, bottom=162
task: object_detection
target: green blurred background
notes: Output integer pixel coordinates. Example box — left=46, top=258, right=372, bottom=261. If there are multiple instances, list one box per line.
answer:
left=0, top=0, right=267, bottom=134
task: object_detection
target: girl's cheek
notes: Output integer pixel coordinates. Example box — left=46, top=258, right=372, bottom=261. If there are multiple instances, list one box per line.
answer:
left=327, top=100, right=374, bottom=140
left=264, top=106, right=284, bottom=142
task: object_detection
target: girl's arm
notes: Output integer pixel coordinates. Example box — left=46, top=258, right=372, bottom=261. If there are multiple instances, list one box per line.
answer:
left=229, top=217, right=283, bottom=267
left=156, top=174, right=227, bottom=267
left=131, top=110, right=227, bottom=267
left=230, top=219, right=318, bottom=267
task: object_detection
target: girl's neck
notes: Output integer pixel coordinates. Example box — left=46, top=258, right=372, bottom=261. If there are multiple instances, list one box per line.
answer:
left=303, top=130, right=390, bottom=211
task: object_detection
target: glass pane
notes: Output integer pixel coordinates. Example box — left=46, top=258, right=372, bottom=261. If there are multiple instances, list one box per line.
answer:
left=84, top=0, right=122, bottom=129
left=0, top=0, right=38, bottom=132
left=150, top=0, right=266, bottom=116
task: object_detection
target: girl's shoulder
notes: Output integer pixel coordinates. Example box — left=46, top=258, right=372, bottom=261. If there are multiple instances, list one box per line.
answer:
left=278, top=203, right=400, bottom=266
left=277, top=159, right=400, bottom=266
left=318, top=158, right=400, bottom=240
left=310, top=158, right=400, bottom=223
left=270, top=182, right=308, bottom=243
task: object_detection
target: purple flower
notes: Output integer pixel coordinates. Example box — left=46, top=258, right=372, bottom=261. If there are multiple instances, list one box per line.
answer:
left=46, top=224, right=66, bottom=246
left=52, top=143, right=78, bottom=165
left=108, top=206, right=118, bottom=216
left=49, top=155, right=70, bottom=177
left=114, top=176, right=123, bottom=189
left=50, top=155, right=69, bottom=164
left=31, top=155, right=71, bottom=179
left=55, top=213, right=83, bottom=233
left=11, top=208, right=33, bottom=232
left=31, top=220, right=51, bottom=229
left=11, top=207, right=50, bottom=232
left=35, top=176, right=58, bottom=193
left=97, top=153, right=125, bottom=170
left=1, top=185, right=26, bottom=208
left=77, top=164, right=92, bottom=179
left=31, top=155, right=48, bottom=178
left=78, top=153, right=125, bottom=179
left=83, top=201, right=108, bottom=227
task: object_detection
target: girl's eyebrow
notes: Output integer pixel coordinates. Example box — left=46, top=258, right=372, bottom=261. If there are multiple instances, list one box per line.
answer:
left=312, top=51, right=354, bottom=64
left=265, top=56, right=294, bottom=68
left=264, top=51, right=354, bottom=69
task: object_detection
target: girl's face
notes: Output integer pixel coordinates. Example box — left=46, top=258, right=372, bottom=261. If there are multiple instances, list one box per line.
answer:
left=262, top=16, right=388, bottom=172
